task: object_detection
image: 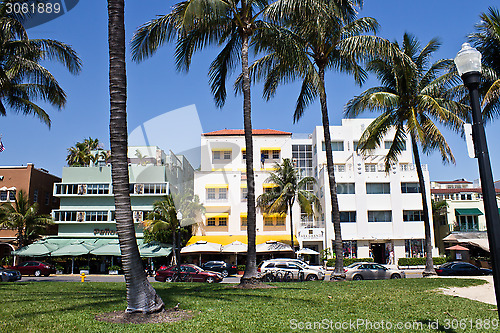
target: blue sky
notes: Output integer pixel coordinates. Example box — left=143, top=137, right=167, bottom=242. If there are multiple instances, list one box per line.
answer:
left=0, top=0, right=497, bottom=182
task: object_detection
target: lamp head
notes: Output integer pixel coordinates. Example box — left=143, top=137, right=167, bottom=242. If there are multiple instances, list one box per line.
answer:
left=454, top=43, right=482, bottom=76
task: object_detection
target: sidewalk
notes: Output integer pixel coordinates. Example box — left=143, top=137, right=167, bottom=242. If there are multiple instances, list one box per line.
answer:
left=438, top=276, right=496, bottom=306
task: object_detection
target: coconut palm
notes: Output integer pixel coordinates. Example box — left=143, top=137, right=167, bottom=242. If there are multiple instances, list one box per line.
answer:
left=0, top=1, right=81, bottom=126
left=250, top=0, right=398, bottom=278
left=345, top=33, right=468, bottom=276
left=107, top=0, right=163, bottom=313
left=469, top=6, right=500, bottom=119
left=256, top=158, right=321, bottom=253
left=131, top=0, right=273, bottom=285
left=0, top=190, right=52, bottom=248
left=66, top=137, right=103, bottom=166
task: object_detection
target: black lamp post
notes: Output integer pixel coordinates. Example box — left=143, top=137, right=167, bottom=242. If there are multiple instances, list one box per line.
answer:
left=455, top=43, right=500, bottom=316
left=176, top=211, right=182, bottom=277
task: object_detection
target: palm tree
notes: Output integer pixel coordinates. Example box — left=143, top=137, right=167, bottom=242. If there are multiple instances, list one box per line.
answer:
left=0, top=190, right=52, bottom=248
left=256, top=158, right=321, bottom=253
left=66, top=137, right=103, bottom=166
left=107, top=0, right=163, bottom=313
left=251, top=0, right=396, bottom=278
left=0, top=1, right=81, bottom=126
left=131, top=0, right=272, bottom=285
left=345, top=33, right=468, bottom=276
left=469, top=6, right=500, bottom=119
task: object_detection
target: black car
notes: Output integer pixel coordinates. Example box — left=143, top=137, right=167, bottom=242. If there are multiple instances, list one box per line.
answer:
left=436, top=261, right=492, bottom=276
left=201, top=261, right=237, bottom=277
left=0, top=266, right=22, bottom=282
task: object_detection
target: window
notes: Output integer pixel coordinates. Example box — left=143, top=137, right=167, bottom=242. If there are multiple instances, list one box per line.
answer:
left=264, top=217, right=274, bottom=226
left=339, top=211, right=356, bottom=223
left=272, top=150, right=280, bottom=159
left=212, top=150, right=231, bottom=161
left=365, top=164, right=376, bottom=172
left=33, top=189, right=39, bottom=202
left=241, top=216, right=247, bottom=226
left=142, top=184, right=167, bottom=194
left=207, top=217, right=216, bottom=226
left=263, top=214, right=286, bottom=227
left=8, top=190, right=15, bottom=201
left=206, top=215, right=228, bottom=227
left=0, top=191, right=7, bottom=201
left=460, top=193, right=473, bottom=200
left=54, top=211, right=78, bottom=221
left=384, top=140, right=406, bottom=150
left=353, top=141, right=359, bottom=151
left=85, top=211, right=108, bottom=222
left=403, top=210, right=424, bottom=222
left=343, top=240, right=357, bottom=258
left=458, top=215, right=479, bottom=231
left=241, top=188, right=247, bottom=201
left=337, top=183, right=355, bottom=194
left=87, top=184, right=110, bottom=194
left=368, top=211, right=392, bottom=222
left=218, top=217, right=227, bottom=226
left=405, top=239, right=424, bottom=257
left=206, top=187, right=228, bottom=200
left=366, top=183, right=390, bottom=194
left=242, top=149, right=246, bottom=160
left=276, top=216, right=286, bottom=226
left=322, top=141, right=344, bottom=151
left=334, top=164, right=346, bottom=172
left=401, top=182, right=420, bottom=193
left=44, top=192, right=50, bottom=206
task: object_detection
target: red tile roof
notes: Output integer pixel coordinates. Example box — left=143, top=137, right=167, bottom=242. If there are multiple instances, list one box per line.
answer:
left=203, top=129, right=292, bottom=136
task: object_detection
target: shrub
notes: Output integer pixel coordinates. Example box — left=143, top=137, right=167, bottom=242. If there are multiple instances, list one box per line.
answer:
left=326, top=258, right=373, bottom=267
left=397, top=257, right=447, bottom=266
left=237, top=265, right=245, bottom=272
left=108, top=265, right=121, bottom=271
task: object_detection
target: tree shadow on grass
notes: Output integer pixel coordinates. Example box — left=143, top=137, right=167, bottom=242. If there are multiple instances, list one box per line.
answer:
left=419, top=319, right=457, bottom=333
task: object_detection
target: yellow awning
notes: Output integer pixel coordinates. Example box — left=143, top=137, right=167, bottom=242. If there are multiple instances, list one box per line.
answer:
left=260, top=147, right=281, bottom=151
left=205, top=213, right=229, bottom=218
left=205, top=184, right=229, bottom=188
left=240, top=213, right=247, bottom=217
left=186, top=234, right=297, bottom=246
left=263, top=213, right=287, bottom=218
left=263, top=183, right=279, bottom=189
left=240, top=183, right=247, bottom=188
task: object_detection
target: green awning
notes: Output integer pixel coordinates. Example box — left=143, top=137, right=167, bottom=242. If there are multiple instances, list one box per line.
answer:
left=455, top=208, right=483, bottom=216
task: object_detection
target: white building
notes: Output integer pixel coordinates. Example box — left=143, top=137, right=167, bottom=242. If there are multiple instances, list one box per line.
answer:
left=192, top=120, right=437, bottom=264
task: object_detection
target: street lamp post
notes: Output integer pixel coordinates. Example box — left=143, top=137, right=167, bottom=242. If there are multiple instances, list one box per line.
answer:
left=455, top=43, right=500, bottom=316
left=176, top=211, right=183, bottom=278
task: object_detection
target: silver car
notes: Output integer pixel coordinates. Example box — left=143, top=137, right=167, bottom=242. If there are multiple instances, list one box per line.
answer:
left=267, top=258, right=325, bottom=273
left=259, top=260, right=325, bottom=281
left=345, top=262, right=405, bottom=281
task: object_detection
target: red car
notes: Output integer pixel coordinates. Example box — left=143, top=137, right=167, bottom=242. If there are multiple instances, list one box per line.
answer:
left=155, top=264, right=222, bottom=283
left=9, top=261, right=56, bottom=277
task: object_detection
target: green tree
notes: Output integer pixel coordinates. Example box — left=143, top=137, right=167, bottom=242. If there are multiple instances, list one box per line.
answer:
left=345, top=33, right=468, bottom=276
left=143, top=192, right=205, bottom=246
left=66, top=137, right=104, bottom=166
left=131, top=0, right=273, bottom=285
left=0, top=190, right=52, bottom=248
left=0, top=1, right=81, bottom=126
left=251, top=0, right=395, bottom=278
left=469, top=6, right=500, bottom=119
left=256, top=158, right=321, bottom=253
left=107, top=0, right=163, bottom=313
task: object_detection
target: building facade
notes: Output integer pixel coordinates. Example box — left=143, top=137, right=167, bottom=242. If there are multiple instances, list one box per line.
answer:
left=0, top=164, right=61, bottom=258
left=193, top=120, right=437, bottom=264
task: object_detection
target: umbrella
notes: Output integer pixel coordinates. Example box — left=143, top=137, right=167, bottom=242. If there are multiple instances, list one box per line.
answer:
left=297, top=248, right=320, bottom=255
left=181, top=240, right=222, bottom=264
left=256, top=240, right=293, bottom=253
left=12, top=239, right=58, bottom=257
left=446, top=245, right=470, bottom=251
left=139, top=242, right=172, bottom=257
left=222, top=241, right=248, bottom=266
left=90, top=240, right=121, bottom=256
left=50, top=240, right=94, bottom=256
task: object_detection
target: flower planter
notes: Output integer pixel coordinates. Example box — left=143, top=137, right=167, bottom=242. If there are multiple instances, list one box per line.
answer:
left=109, top=270, right=118, bottom=275
left=237, top=271, right=244, bottom=275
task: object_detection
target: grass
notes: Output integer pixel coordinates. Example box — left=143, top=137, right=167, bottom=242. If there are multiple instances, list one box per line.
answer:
left=0, top=279, right=497, bottom=332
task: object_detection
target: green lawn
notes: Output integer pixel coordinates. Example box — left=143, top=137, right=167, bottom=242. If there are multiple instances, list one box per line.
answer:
left=0, top=279, right=497, bottom=332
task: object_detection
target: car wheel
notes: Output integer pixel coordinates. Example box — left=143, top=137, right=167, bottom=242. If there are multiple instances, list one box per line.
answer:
left=352, top=274, right=363, bottom=281
left=206, top=276, right=215, bottom=283
left=165, top=276, right=173, bottom=282
left=390, top=274, right=401, bottom=279
left=221, top=270, right=229, bottom=278
left=34, top=270, right=42, bottom=277
left=306, top=274, right=318, bottom=281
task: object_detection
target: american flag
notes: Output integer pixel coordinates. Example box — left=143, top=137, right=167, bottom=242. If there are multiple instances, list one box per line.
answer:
left=0, top=139, right=4, bottom=152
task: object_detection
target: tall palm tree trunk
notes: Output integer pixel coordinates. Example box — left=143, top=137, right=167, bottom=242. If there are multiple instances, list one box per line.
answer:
left=289, top=200, right=295, bottom=253
left=241, top=32, right=258, bottom=284
left=108, top=0, right=164, bottom=312
left=318, top=66, right=344, bottom=279
left=410, top=134, right=436, bottom=276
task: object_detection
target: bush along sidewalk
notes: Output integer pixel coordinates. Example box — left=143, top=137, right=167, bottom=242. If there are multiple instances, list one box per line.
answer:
left=398, top=257, right=448, bottom=266
left=326, top=258, right=374, bottom=267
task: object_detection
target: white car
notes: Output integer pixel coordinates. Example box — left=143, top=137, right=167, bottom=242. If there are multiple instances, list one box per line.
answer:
left=267, top=258, right=325, bottom=273
left=258, top=260, right=325, bottom=281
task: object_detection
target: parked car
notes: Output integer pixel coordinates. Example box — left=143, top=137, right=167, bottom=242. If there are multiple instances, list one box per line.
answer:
left=0, top=266, right=22, bottom=282
left=8, top=261, right=56, bottom=277
left=201, top=261, right=238, bottom=277
left=155, top=264, right=223, bottom=283
left=258, top=260, right=325, bottom=281
left=435, top=262, right=492, bottom=276
left=344, top=262, right=405, bottom=281
left=266, top=258, right=325, bottom=273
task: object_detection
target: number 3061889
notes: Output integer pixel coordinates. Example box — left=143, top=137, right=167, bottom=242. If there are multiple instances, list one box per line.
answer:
left=6, top=2, right=61, bottom=14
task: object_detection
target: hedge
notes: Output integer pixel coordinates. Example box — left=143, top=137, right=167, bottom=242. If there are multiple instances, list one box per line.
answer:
left=326, top=258, right=374, bottom=267
left=397, top=257, right=447, bottom=266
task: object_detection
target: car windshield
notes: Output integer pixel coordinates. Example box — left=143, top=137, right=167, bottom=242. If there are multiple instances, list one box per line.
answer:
left=347, top=263, right=362, bottom=268
left=440, top=262, right=454, bottom=268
